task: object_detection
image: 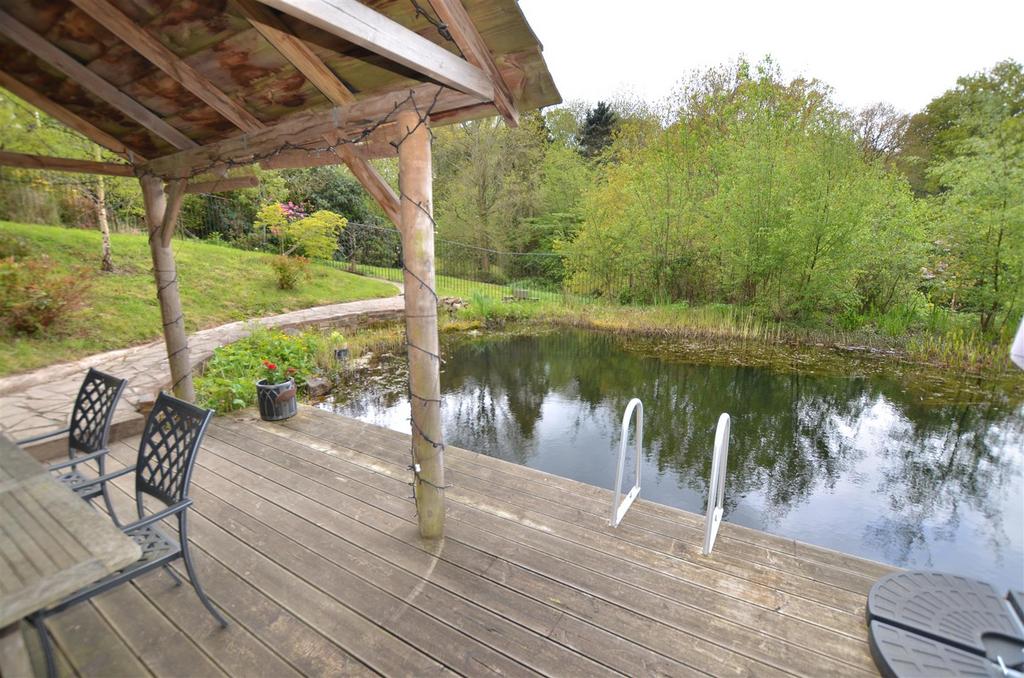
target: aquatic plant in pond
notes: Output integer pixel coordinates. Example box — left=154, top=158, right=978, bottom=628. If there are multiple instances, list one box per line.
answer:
left=324, top=330, right=1024, bottom=590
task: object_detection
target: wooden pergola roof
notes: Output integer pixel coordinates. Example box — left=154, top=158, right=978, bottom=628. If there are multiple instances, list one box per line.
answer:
left=0, top=0, right=560, bottom=179
left=0, top=0, right=559, bottom=540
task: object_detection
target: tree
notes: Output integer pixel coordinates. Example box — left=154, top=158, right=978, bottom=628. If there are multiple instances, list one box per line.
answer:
left=578, top=101, right=618, bottom=158
left=561, top=59, right=920, bottom=317
left=899, top=60, right=1024, bottom=195
left=855, top=102, right=910, bottom=164
left=927, top=118, right=1023, bottom=334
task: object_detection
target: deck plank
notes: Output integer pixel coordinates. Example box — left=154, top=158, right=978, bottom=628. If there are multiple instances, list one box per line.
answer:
left=198, top=428, right=761, bottom=677
left=277, top=414, right=874, bottom=610
left=304, top=411, right=891, bottom=588
left=46, top=407, right=887, bottom=677
left=216, top=414, right=876, bottom=675
left=272, top=412, right=876, bottom=669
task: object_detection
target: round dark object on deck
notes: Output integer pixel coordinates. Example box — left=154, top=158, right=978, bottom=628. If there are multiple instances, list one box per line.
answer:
left=256, top=378, right=297, bottom=421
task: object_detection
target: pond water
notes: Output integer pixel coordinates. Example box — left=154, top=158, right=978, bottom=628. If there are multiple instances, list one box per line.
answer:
left=323, top=329, right=1024, bottom=590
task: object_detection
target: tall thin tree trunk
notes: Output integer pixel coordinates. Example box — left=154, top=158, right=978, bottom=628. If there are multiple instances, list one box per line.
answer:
left=140, top=175, right=195, bottom=402
left=95, top=148, right=114, bottom=272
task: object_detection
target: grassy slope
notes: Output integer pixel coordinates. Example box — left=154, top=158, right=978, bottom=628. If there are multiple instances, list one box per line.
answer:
left=1, top=222, right=396, bottom=376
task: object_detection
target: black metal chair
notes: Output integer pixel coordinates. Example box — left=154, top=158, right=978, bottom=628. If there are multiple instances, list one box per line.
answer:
left=17, top=368, right=127, bottom=519
left=29, top=392, right=227, bottom=678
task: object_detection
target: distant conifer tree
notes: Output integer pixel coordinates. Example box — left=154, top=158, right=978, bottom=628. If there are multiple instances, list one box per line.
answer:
left=579, top=101, right=618, bottom=158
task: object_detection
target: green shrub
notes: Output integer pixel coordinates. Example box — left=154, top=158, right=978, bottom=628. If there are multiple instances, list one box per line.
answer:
left=0, top=231, right=31, bottom=259
left=269, top=254, right=309, bottom=289
left=195, top=327, right=325, bottom=412
left=0, top=256, right=90, bottom=334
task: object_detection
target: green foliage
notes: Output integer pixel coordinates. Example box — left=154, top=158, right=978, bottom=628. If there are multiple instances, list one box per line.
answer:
left=579, top=101, right=618, bottom=158
left=196, top=328, right=324, bottom=412
left=0, top=255, right=90, bottom=335
left=280, top=167, right=376, bottom=223
left=0, top=221, right=395, bottom=375
left=0, top=231, right=32, bottom=259
left=900, top=60, right=1023, bottom=196
left=561, top=59, right=921, bottom=320
left=925, top=108, right=1023, bottom=334
left=283, top=210, right=346, bottom=259
left=458, top=291, right=530, bottom=326
left=269, top=254, right=309, bottom=289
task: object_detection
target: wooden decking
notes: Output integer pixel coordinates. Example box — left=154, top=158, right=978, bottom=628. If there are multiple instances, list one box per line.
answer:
left=29, top=406, right=891, bottom=677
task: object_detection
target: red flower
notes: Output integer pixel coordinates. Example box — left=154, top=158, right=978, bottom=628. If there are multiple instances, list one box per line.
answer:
left=263, top=361, right=277, bottom=370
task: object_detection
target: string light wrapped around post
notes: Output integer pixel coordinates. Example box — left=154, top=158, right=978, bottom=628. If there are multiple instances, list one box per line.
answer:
left=395, top=106, right=448, bottom=538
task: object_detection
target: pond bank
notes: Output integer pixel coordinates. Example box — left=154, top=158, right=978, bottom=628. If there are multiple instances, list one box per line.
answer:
left=440, top=310, right=1024, bottom=406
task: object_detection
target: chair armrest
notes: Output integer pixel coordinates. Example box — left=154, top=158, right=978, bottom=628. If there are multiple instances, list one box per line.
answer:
left=72, top=465, right=136, bottom=493
left=121, top=499, right=194, bottom=533
left=16, top=426, right=70, bottom=446
left=47, top=448, right=109, bottom=472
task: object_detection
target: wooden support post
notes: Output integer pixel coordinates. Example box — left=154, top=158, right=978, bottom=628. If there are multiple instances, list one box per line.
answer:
left=396, top=109, right=445, bottom=538
left=140, top=175, right=195, bottom=402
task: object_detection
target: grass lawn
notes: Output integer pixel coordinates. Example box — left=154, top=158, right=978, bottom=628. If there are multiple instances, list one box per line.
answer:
left=0, top=221, right=397, bottom=376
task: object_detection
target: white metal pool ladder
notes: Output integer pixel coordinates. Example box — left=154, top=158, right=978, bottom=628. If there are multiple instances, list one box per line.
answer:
left=610, top=398, right=643, bottom=527
left=702, top=413, right=731, bottom=555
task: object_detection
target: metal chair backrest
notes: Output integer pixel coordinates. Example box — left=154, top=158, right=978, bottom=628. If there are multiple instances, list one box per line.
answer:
left=135, top=393, right=214, bottom=507
left=68, top=368, right=128, bottom=458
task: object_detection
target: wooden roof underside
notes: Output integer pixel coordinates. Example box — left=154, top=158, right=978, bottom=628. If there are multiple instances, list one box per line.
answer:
left=0, top=0, right=560, bottom=175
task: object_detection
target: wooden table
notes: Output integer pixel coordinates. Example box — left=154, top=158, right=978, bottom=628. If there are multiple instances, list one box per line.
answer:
left=0, top=432, right=141, bottom=677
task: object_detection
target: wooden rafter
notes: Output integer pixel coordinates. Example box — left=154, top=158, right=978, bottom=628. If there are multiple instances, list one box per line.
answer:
left=232, top=0, right=399, bottom=224
left=255, top=0, right=493, bottom=100
left=0, top=150, right=135, bottom=176
left=0, top=10, right=197, bottom=151
left=336, top=145, right=400, bottom=225
left=232, top=0, right=355, bottom=106
left=67, top=0, right=263, bottom=133
left=0, top=71, right=146, bottom=161
left=142, top=83, right=483, bottom=177
left=428, top=0, right=518, bottom=126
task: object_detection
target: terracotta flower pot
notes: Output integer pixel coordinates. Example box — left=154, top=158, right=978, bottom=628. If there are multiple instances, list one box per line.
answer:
left=256, top=377, right=297, bottom=421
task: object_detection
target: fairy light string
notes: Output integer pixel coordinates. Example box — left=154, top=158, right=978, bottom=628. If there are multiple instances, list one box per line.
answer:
left=388, top=91, right=452, bottom=503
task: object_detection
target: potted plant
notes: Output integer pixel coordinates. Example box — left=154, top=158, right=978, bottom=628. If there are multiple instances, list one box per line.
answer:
left=256, top=360, right=297, bottom=421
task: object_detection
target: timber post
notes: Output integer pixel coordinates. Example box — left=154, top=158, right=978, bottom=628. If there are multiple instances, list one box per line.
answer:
left=396, top=108, right=445, bottom=538
left=140, top=175, right=195, bottom=402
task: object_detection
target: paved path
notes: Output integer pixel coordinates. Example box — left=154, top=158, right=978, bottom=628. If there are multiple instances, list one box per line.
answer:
left=0, top=295, right=404, bottom=455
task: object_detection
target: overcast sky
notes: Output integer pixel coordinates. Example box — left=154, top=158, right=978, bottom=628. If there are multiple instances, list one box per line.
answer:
left=519, top=0, right=1024, bottom=114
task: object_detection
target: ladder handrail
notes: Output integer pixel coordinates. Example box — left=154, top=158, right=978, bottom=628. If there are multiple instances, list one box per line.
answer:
left=610, top=398, right=643, bottom=527
left=702, top=413, right=731, bottom=555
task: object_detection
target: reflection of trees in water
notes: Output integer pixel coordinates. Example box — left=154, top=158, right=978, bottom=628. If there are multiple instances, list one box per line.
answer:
left=335, top=330, right=1023, bottom=568
left=865, top=393, right=1024, bottom=566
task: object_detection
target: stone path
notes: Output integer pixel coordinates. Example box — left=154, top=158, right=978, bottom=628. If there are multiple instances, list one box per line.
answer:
left=0, top=294, right=404, bottom=457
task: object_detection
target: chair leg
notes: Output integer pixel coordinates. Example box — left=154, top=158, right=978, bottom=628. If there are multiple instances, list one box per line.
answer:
left=29, top=614, right=56, bottom=678
left=100, top=484, right=121, bottom=527
left=179, top=524, right=228, bottom=628
left=163, top=565, right=183, bottom=586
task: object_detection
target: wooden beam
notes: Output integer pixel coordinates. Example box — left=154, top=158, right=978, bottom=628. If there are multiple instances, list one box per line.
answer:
left=233, top=0, right=355, bottom=106
left=336, top=146, right=400, bottom=226
left=140, top=175, right=194, bottom=402
left=142, top=84, right=483, bottom=177
left=258, top=148, right=340, bottom=170
left=258, top=140, right=397, bottom=168
left=68, top=0, right=263, bottom=133
left=255, top=0, right=493, bottom=100
left=185, top=175, right=260, bottom=194
left=0, top=10, right=197, bottom=150
left=428, top=0, right=518, bottom=126
left=0, top=150, right=135, bottom=176
left=396, top=108, right=445, bottom=538
left=0, top=71, right=145, bottom=161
